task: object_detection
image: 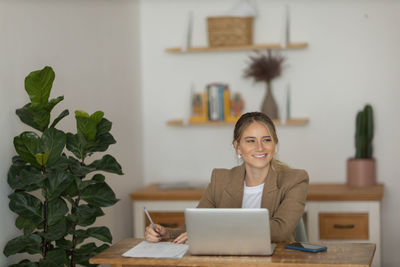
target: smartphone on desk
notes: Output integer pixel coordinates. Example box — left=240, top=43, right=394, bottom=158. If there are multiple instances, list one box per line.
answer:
left=285, top=242, right=327, bottom=253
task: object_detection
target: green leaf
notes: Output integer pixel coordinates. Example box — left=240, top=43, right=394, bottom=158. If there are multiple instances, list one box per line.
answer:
left=67, top=118, right=116, bottom=156
left=75, top=110, right=90, bottom=118
left=75, top=204, right=104, bottom=226
left=66, top=132, right=85, bottom=159
left=12, top=155, right=26, bottom=166
left=16, top=95, right=63, bottom=132
left=76, top=116, right=97, bottom=142
left=8, top=164, right=44, bottom=191
left=30, top=105, right=51, bottom=132
left=16, top=216, right=39, bottom=235
left=24, top=66, right=54, bottom=106
left=66, top=214, right=79, bottom=225
left=47, top=154, right=69, bottom=172
left=55, top=238, right=73, bottom=250
left=63, top=179, right=79, bottom=198
left=90, top=111, right=104, bottom=124
left=45, top=96, right=63, bottom=112
left=64, top=217, right=74, bottom=235
left=75, top=242, right=97, bottom=263
left=45, top=171, right=74, bottom=200
left=92, top=174, right=105, bottom=183
left=10, top=259, right=39, bottom=267
left=87, top=226, right=112, bottom=243
left=38, top=249, right=67, bottom=267
left=9, top=192, right=43, bottom=224
left=48, top=198, right=68, bottom=225
left=68, top=156, right=95, bottom=176
left=74, top=229, right=89, bottom=245
left=41, top=218, right=67, bottom=241
left=75, top=243, right=109, bottom=266
left=75, top=110, right=104, bottom=142
left=35, top=152, right=49, bottom=166
left=81, top=183, right=118, bottom=207
left=40, top=128, right=66, bottom=167
left=77, top=180, right=96, bottom=190
left=96, top=118, right=112, bottom=136
left=76, top=243, right=97, bottom=254
left=86, top=133, right=116, bottom=154
left=95, top=132, right=116, bottom=149
left=84, top=118, right=116, bottom=154
left=3, top=234, right=41, bottom=256
left=88, top=154, right=123, bottom=175
left=50, top=109, right=69, bottom=128
left=78, top=174, right=106, bottom=190
left=13, top=131, right=41, bottom=167
left=16, top=104, right=47, bottom=132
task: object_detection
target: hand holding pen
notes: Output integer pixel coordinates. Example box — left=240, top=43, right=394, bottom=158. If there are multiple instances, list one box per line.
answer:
left=143, top=207, right=168, bottom=242
left=143, top=206, right=188, bottom=244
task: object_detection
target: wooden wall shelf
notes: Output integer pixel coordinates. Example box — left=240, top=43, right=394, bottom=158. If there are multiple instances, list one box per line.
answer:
left=165, top=42, right=308, bottom=53
left=166, top=118, right=309, bottom=127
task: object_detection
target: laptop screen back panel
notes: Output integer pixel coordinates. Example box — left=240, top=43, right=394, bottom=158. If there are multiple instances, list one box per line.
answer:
left=185, top=208, right=272, bottom=255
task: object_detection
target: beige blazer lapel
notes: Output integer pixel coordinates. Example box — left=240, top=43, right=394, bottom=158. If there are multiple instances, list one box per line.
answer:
left=261, top=166, right=279, bottom=216
left=219, top=164, right=245, bottom=208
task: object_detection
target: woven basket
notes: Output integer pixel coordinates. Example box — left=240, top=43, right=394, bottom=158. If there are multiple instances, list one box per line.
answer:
left=207, top=16, right=253, bottom=47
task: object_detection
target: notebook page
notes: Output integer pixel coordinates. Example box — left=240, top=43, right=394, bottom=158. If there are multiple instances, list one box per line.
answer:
left=122, top=241, right=189, bottom=258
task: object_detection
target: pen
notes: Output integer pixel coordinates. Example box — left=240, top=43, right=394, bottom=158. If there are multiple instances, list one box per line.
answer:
left=144, top=207, right=158, bottom=233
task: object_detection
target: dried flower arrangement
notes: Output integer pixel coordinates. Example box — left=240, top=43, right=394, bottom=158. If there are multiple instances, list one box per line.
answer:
left=243, top=50, right=285, bottom=119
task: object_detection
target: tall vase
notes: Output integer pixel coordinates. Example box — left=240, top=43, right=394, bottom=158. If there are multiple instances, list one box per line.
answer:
left=261, top=82, right=279, bottom=119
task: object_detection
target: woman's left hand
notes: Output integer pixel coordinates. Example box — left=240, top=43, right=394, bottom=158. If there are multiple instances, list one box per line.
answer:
left=172, top=232, right=188, bottom=244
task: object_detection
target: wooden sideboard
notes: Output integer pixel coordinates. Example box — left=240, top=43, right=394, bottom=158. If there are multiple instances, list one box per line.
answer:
left=305, top=184, right=383, bottom=267
left=130, top=183, right=383, bottom=267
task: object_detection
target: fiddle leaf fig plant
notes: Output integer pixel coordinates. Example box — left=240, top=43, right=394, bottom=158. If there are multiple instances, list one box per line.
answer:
left=4, top=66, right=123, bottom=267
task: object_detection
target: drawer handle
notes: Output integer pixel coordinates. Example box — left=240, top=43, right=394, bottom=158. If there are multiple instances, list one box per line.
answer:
left=161, top=223, right=179, bottom=228
left=333, top=224, right=355, bottom=229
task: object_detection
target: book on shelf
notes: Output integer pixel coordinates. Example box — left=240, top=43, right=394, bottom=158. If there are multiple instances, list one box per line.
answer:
left=223, top=87, right=230, bottom=121
left=189, top=89, right=208, bottom=123
left=208, top=84, right=219, bottom=121
left=189, top=83, right=243, bottom=124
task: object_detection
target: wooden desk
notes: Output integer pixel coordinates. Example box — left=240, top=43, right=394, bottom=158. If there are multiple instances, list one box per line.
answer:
left=90, top=238, right=375, bottom=267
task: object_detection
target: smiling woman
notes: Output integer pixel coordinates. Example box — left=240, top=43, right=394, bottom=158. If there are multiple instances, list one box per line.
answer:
left=144, top=112, right=309, bottom=244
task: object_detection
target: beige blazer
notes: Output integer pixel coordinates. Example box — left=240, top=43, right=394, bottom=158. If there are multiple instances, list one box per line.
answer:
left=169, top=163, right=309, bottom=242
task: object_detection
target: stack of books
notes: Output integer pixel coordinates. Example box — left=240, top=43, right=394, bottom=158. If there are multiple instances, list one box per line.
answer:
left=189, top=83, right=243, bottom=124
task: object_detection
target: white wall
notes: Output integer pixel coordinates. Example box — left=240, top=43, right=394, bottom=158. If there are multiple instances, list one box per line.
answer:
left=140, top=0, right=400, bottom=266
left=0, top=0, right=142, bottom=265
left=1, top=0, right=399, bottom=266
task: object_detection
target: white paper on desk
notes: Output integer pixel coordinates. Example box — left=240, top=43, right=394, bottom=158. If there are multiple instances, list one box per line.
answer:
left=122, top=241, right=189, bottom=258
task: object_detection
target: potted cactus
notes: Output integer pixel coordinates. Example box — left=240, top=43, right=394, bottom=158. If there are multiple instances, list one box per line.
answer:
left=347, top=104, right=376, bottom=187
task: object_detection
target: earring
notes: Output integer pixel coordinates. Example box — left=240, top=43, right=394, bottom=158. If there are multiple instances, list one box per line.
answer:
left=237, top=154, right=242, bottom=160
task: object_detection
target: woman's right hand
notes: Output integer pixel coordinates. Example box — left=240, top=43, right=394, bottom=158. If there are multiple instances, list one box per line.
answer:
left=144, top=224, right=169, bottom=242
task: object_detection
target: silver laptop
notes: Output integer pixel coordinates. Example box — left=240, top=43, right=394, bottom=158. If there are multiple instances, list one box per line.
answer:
left=185, top=208, right=276, bottom=256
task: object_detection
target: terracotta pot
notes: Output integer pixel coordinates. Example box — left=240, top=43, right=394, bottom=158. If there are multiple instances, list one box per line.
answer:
left=346, top=158, right=376, bottom=187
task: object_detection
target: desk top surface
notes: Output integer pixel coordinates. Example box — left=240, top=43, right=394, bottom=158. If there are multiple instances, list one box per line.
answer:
left=90, top=238, right=375, bottom=267
left=130, top=183, right=384, bottom=201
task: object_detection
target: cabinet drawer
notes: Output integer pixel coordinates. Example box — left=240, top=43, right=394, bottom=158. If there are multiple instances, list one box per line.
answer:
left=319, top=213, right=369, bottom=240
left=145, top=211, right=185, bottom=229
